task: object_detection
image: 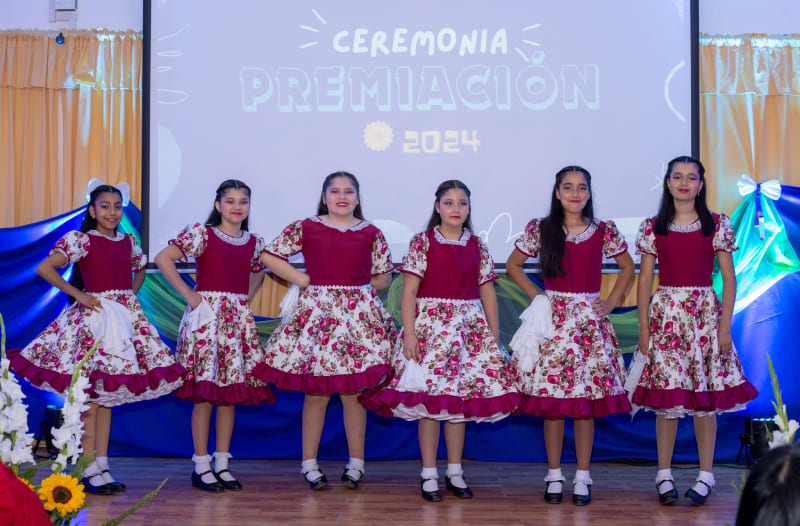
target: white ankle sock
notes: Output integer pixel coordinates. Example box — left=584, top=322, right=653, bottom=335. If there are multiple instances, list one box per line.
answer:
left=345, top=457, right=364, bottom=481
left=573, top=470, right=592, bottom=496
left=544, top=468, right=563, bottom=493
left=691, top=471, right=715, bottom=496
left=301, top=459, right=324, bottom=482
left=95, top=456, right=116, bottom=484
left=446, top=463, right=467, bottom=488
left=214, top=452, right=235, bottom=482
left=85, top=461, right=106, bottom=487
left=192, top=454, right=217, bottom=484
left=655, top=468, right=675, bottom=492
left=421, top=467, right=438, bottom=492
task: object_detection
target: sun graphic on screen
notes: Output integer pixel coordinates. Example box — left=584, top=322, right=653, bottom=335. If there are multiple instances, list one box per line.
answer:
left=362, top=121, right=394, bottom=152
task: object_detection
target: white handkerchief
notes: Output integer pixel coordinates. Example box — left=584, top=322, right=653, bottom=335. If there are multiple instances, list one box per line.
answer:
left=87, top=298, right=137, bottom=364
left=509, top=295, right=553, bottom=373
left=625, top=350, right=647, bottom=419
left=188, top=298, right=215, bottom=332
left=397, top=359, right=426, bottom=391
left=279, top=284, right=301, bottom=319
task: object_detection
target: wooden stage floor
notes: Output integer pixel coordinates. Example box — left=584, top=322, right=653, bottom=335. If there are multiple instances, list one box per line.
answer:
left=68, top=458, right=747, bottom=525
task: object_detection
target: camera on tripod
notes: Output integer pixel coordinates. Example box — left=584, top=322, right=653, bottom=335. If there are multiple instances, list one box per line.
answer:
left=32, top=404, right=64, bottom=458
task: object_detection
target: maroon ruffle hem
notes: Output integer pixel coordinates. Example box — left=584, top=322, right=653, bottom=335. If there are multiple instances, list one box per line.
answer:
left=8, top=348, right=185, bottom=400
left=516, top=393, right=632, bottom=419
left=253, top=362, right=394, bottom=395
left=632, top=382, right=759, bottom=412
left=359, top=388, right=521, bottom=420
left=173, top=379, right=274, bottom=406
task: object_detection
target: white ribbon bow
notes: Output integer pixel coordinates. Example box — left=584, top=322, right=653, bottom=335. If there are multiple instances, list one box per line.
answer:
left=86, top=177, right=131, bottom=207
left=737, top=174, right=782, bottom=240
left=737, top=174, right=782, bottom=200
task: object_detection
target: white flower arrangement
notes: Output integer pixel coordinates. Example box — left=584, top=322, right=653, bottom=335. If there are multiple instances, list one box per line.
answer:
left=51, top=354, right=93, bottom=473
left=0, top=313, right=36, bottom=474
left=766, top=354, right=798, bottom=449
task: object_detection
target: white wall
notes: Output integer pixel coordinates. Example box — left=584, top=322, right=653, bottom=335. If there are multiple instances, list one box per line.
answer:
left=700, top=0, right=800, bottom=34
left=0, top=0, right=141, bottom=31
left=0, top=1, right=798, bottom=34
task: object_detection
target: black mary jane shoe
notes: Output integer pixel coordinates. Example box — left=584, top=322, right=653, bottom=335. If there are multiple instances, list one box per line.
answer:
left=420, top=478, right=442, bottom=502
left=656, top=479, right=678, bottom=505
left=191, top=470, right=225, bottom=493
left=685, top=480, right=712, bottom=506
left=341, top=468, right=363, bottom=490
left=544, top=480, right=564, bottom=504
left=81, top=477, right=115, bottom=496
left=215, top=469, right=243, bottom=491
left=572, top=485, right=592, bottom=506
left=303, top=470, right=328, bottom=491
left=445, top=476, right=473, bottom=499
left=101, top=470, right=126, bottom=492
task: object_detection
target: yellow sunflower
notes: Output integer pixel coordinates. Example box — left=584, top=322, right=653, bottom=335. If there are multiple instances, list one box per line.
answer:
left=38, top=472, right=86, bottom=516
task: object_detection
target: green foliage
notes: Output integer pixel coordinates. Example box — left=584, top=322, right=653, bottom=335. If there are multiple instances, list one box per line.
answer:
left=100, top=478, right=168, bottom=526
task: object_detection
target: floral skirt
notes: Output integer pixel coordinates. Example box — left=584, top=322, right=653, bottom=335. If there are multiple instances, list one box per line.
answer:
left=361, top=298, right=520, bottom=423
left=174, top=291, right=274, bottom=405
left=8, top=289, right=184, bottom=407
left=628, top=286, right=758, bottom=417
left=514, top=291, right=631, bottom=419
left=254, top=285, right=396, bottom=394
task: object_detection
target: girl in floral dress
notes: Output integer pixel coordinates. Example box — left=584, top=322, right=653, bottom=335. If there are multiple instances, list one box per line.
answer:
left=155, top=179, right=274, bottom=493
left=362, top=180, right=519, bottom=502
left=506, top=166, right=634, bottom=506
left=254, top=171, right=396, bottom=491
left=9, top=182, right=184, bottom=495
left=629, top=156, right=758, bottom=506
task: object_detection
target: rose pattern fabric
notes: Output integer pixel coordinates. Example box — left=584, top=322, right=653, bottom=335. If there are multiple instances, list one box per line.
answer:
left=513, top=291, right=631, bottom=418
left=9, top=232, right=183, bottom=407
left=631, top=215, right=756, bottom=415
left=256, top=218, right=396, bottom=394
left=170, top=224, right=272, bottom=405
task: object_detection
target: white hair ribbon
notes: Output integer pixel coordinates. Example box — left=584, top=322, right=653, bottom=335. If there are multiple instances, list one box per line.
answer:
left=86, top=177, right=131, bottom=207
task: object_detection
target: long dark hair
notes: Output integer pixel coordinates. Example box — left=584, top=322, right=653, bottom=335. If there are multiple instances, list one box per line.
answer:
left=317, top=171, right=364, bottom=220
left=539, top=166, right=594, bottom=279
left=205, top=179, right=252, bottom=231
left=425, top=179, right=474, bottom=232
left=654, top=155, right=714, bottom=236
left=69, top=185, right=125, bottom=302
left=735, top=443, right=800, bottom=526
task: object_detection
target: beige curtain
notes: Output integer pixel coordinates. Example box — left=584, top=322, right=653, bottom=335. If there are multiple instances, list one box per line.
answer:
left=0, top=29, right=142, bottom=227
left=700, top=33, right=800, bottom=214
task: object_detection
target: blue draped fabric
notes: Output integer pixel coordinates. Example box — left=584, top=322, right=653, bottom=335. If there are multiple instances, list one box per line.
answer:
left=2, top=193, right=798, bottom=463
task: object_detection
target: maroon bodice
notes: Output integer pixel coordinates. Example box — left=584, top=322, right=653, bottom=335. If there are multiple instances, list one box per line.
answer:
left=544, top=226, right=604, bottom=293
left=302, top=219, right=378, bottom=286
left=195, top=229, right=257, bottom=294
left=79, top=235, right=135, bottom=292
left=654, top=225, right=716, bottom=287
left=414, top=231, right=482, bottom=300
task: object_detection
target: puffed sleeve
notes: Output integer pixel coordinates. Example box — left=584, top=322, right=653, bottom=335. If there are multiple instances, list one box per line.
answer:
left=50, top=231, right=90, bottom=266
left=371, top=228, right=394, bottom=275
left=264, top=219, right=304, bottom=260
left=127, top=234, right=147, bottom=271
left=400, top=232, right=429, bottom=279
left=251, top=234, right=267, bottom=272
left=514, top=219, right=541, bottom=258
left=167, top=223, right=208, bottom=262
left=635, top=218, right=657, bottom=257
left=601, top=220, right=629, bottom=258
left=713, top=214, right=739, bottom=253
left=478, top=237, right=499, bottom=285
